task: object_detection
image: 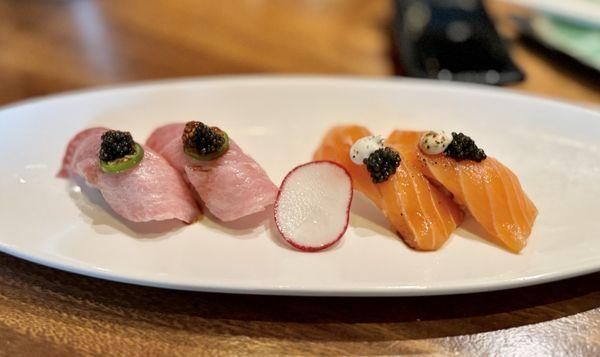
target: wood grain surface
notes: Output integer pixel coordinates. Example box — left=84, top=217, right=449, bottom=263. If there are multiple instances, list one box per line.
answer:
left=0, top=0, right=599, bottom=355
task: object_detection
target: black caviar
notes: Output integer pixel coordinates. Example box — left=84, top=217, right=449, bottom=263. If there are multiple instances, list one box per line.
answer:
left=444, top=132, right=486, bottom=162
left=182, top=121, right=226, bottom=156
left=364, top=147, right=401, bottom=183
left=99, top=130, right=136, bottom=162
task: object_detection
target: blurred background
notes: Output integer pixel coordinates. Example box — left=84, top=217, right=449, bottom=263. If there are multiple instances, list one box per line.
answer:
left=0, top=0, right=598, bottom=105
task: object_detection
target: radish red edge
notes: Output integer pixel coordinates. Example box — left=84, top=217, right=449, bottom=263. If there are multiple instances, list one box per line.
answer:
left=274, top=160, right=353, bottom=252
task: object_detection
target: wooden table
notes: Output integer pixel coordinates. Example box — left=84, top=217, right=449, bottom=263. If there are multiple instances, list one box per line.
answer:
left=1, top=1, right=599, bottom=355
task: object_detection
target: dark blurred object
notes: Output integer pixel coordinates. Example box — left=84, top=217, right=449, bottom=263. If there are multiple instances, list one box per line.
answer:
left=392, top=0, right=524, bottom=85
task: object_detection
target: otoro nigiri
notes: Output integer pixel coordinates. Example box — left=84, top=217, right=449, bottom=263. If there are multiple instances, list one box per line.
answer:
left=58, top=128, right=200, bottom=223
left=146, top=122, right=278, bottom=222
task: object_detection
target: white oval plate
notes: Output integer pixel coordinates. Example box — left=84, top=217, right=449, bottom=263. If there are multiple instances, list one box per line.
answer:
left=1, top=77, right=599, bottom=296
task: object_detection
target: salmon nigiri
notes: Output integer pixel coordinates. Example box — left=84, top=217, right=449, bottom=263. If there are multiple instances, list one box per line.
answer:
left=314, top=126, right=464, bottom=250
left=388, top=130, right=538, bottom=253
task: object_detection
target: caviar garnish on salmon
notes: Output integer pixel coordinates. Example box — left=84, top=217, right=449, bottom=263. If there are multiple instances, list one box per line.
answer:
left=348, top=135, right=401, bottom=184
left=443, top=132, right=486, bottom=162
left=364, top=147, right=401, bottom=183
left=419, top=131, right=486, bottom=162
left=99, top=130, right=144, bottom=173
left=182, top=121, right=229, bottom=161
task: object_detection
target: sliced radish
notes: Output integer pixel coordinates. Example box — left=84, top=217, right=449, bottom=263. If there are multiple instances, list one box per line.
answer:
left=274, top=161, right=353, bottom=252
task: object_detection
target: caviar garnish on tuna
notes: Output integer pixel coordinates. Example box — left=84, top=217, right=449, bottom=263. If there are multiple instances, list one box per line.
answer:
left=98, top=130, right=144, bottom=173
left=99, top=130, right=136, bottom=162
left=443, top=132, right=487, bottom=162
left=182, top=121, right=230, bottom=161
left=364, top=147, right=401, bottom=183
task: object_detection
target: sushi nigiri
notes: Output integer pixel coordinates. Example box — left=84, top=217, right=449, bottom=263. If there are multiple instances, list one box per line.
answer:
left=314, top=125, right=464, bottom=250
left=58, top=128, right=201, bottom=223
left=146, top=122, right=278, bottom=222
left=388, top=130, right=538, bottom=253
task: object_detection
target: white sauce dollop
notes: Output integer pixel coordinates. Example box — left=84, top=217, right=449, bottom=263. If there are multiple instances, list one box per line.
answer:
left=419, top=131, right=453, bottom=155
left=349, top=135, right=385, bottom=165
